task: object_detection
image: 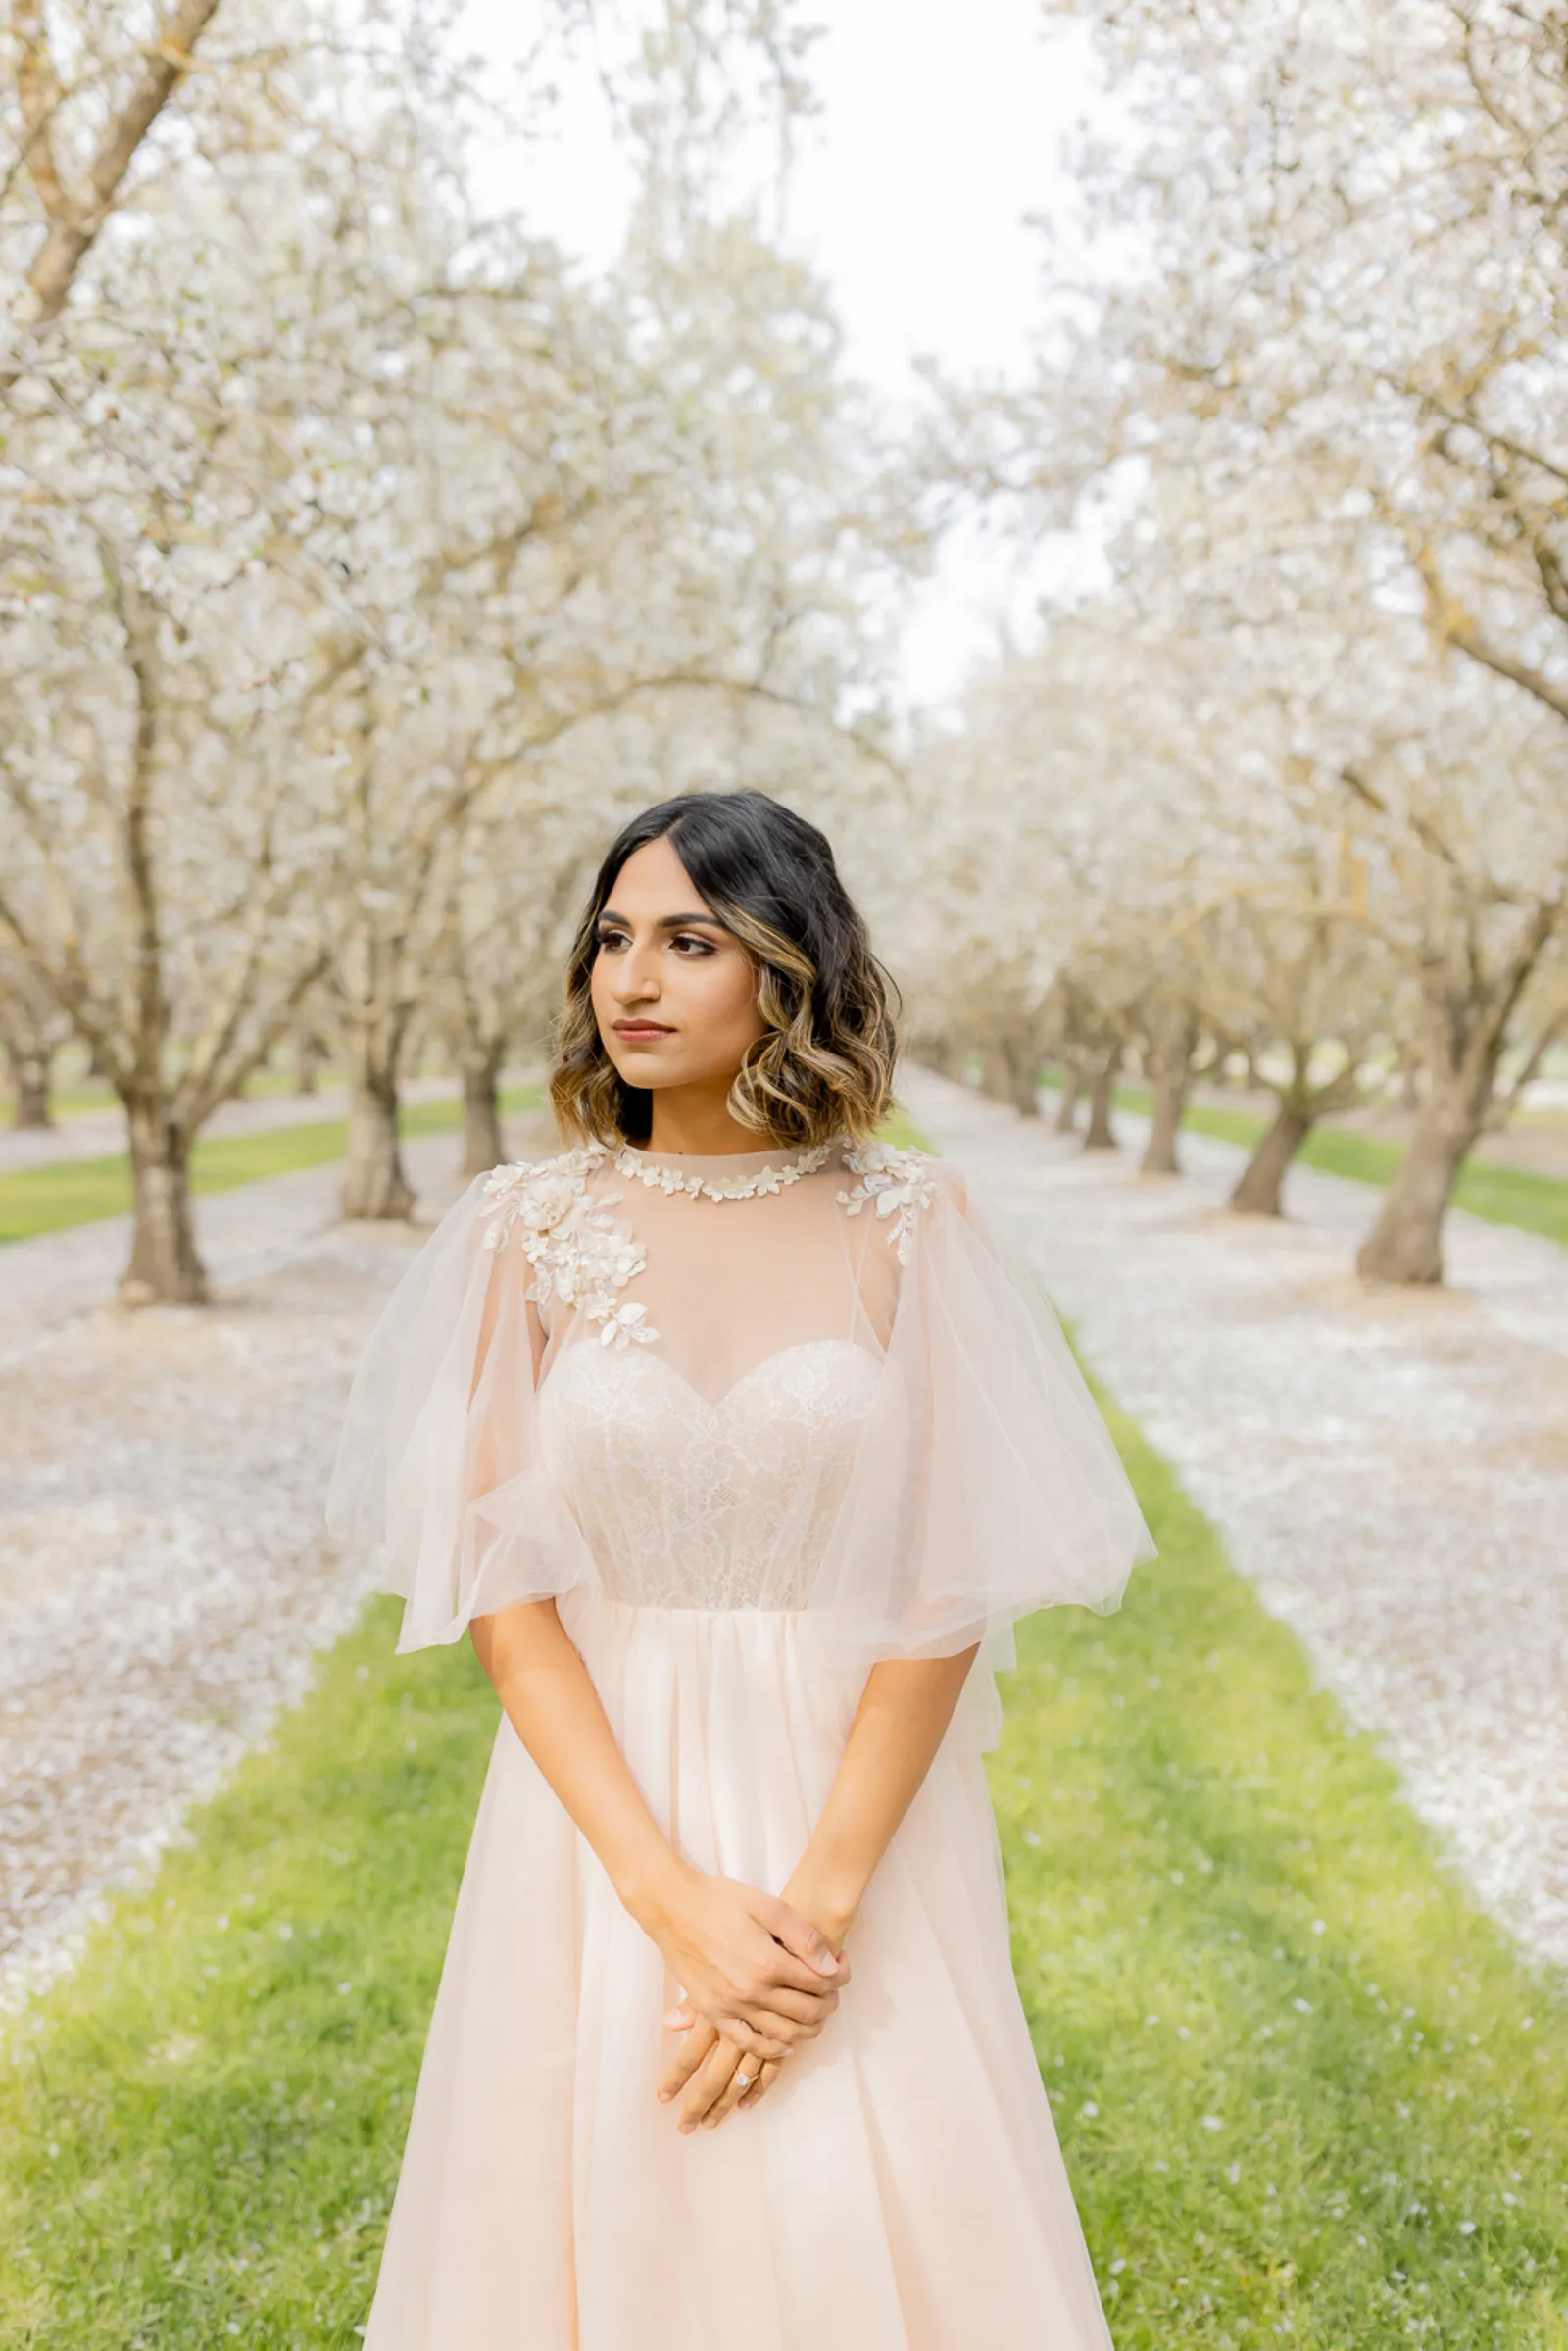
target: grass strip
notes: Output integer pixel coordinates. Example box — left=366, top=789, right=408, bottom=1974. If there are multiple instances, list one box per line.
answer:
left=0, top=1089, right=539, bottom=1248
left=993, top=1394, right=1565, bottom=2348
left=1044, top=1074, right=1568, bottom=1251
left=1, top=1396, right=1560, bottom=2345
left=0, top=1072, right=325, bottom=1128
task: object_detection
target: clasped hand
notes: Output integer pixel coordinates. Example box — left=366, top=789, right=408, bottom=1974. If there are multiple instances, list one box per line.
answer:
left=646, top=1871, right=848, bottom=2134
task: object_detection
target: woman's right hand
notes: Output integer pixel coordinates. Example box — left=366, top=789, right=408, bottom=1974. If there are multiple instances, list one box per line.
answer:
left=637, top=1868, right=849, bottom=2061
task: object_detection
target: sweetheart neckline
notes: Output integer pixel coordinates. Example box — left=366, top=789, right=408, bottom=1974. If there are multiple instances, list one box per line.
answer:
left=541, top=1335, right=883, bottom=1418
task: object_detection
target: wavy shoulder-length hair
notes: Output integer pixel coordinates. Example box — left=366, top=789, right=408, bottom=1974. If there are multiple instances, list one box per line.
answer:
left=550, top=790, right=900, bottom=1150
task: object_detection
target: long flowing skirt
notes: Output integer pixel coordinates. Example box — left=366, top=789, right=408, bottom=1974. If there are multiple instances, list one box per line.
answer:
left=363, top=1594, right=1115, bottom=2350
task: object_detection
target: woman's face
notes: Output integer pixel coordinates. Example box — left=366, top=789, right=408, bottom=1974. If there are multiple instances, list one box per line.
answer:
left=589, top=835, right=768, bottom=1099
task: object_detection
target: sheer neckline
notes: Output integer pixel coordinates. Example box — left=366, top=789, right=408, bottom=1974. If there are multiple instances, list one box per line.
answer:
left=606, top=1134, right=846, bottom=1181
left=597, top=1128, right=846, bottom=1194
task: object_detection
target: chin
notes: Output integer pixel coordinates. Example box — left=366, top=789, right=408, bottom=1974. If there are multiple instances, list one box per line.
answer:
left=610, top=1052, right=682, bottom=1087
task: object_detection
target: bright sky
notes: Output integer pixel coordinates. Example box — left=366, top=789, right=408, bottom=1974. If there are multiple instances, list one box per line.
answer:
left=461, top=1, right=1106, bottom=712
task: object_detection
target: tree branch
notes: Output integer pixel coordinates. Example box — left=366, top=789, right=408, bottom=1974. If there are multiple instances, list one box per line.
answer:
left=16, top=0, right=224, bottom=327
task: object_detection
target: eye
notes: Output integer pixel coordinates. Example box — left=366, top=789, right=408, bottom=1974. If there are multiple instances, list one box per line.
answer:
left=594, top=927, right=628, bottom=953
left=670, top=933, right=715, bottom=956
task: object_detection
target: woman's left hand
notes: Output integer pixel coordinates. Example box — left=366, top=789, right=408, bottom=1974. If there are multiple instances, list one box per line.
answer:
left=660, top=1873, right=853, bottom=2130
left=659, top=2013, right=782, bottom=2130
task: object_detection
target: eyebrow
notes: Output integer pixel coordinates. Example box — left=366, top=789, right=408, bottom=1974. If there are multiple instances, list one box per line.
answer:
left=597, top=908, right=728, bottom=931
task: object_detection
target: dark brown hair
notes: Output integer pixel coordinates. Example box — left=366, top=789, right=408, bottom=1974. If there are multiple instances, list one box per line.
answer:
left=550, top=790, right=900, bottom=1148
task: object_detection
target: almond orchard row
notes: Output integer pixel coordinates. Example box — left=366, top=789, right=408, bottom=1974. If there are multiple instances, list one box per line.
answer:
left=4, top=0, right=1566, bottom=1298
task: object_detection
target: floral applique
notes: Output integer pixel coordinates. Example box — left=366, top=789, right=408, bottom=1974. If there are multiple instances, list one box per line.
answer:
left=479, top=1147, right=657, bottom=1350
left=837, top=1141, right=939, bottom=1265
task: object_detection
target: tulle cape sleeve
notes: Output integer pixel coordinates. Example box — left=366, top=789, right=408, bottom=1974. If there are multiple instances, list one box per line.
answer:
left=804, top=1153, right=1154, bottom=1702
left=324, top=1172, right=598, bottom=1653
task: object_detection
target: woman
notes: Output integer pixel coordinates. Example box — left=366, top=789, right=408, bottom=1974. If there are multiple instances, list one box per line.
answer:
left=328, top=789, right=1153, bottom=2350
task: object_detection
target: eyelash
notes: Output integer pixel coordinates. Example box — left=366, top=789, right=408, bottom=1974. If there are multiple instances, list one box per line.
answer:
left=596, top=930, right=714, bottom=958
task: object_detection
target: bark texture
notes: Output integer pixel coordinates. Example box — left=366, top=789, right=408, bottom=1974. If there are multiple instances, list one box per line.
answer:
left=341, top=1074, right=414, bottom=1220
left=1003, top=1037, right=1042, bottom=1118
left=120, top=1104, right=208, bottom=1305
left=462, top=1051, right=506, bottom=1178
left=1141, top=1062, right=1191, bottom=1175
left=1355, top=1094, right=1482, bottom=1285
left=1054, top=1068, right=1083, bottom=1134
left=1230, top=1103, right=1312, bottom=1216
left=7, top=1043, right=53, bottom=1128
left=1084, top=1051, right=1121, bottom=1151
left=1356, top=895, right=1559, bottom=1283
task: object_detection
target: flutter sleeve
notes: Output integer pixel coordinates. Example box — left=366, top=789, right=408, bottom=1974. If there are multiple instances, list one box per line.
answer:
left=806, top=1148, right=1154, bottom=1701
left=325, top=1166, right=598, bottom=1653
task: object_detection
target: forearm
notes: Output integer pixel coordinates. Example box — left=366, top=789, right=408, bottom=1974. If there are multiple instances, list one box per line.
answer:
left=785, top=1646, right=980, bottom=1942
left=472, top=1598, right=846, bottom=2062
left=469, top=1600, right=682, bottom=1929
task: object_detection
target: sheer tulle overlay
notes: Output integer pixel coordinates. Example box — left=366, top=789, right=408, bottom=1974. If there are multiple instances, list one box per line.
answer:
left=327, top=1133, right=1152, bottom=2349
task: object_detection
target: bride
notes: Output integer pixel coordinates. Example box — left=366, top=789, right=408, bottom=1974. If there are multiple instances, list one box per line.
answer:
left=328, top=788, right=1152, bottom=2349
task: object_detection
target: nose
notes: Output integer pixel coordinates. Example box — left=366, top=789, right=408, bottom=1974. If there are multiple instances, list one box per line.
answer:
left=610, top=934, right=662, bottom=1005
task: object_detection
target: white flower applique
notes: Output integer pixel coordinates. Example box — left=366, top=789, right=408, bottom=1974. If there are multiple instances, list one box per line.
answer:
left=478, top=1148, right=658, bottom=1349
left=837, top=1141, right=939, bottom=1265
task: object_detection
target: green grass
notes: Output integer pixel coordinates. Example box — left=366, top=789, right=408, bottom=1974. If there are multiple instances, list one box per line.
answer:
left=0, top=1070, right=347, bottom=1128
left=993, top=1396, right=1566, bottom=2349
left=0, top=1089, right=540, bottom=1248
left=1051, top=1075, right=1568, bottom=1252
left=1, top=1392, right=1561, bottom=2346
left=0, top=1605, right=493, bottom=2348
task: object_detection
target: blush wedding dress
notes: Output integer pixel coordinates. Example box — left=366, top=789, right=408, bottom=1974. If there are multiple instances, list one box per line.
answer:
left=328, top=1128, right=1152, bottom=2350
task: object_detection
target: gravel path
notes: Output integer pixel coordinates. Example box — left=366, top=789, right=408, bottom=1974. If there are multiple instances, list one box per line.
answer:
left=0, top=1112, right=551, bottom=2008
left=902, top=1069, right=1568, bottom=1978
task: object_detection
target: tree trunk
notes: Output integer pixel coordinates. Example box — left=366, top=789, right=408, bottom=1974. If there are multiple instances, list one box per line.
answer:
left=1354, top=1091, right=1483, bottom=1285
left=1003, top=1036, right=1042, bottom=1118
left=1054, top=1067, right=1083, bottom=1134
left=977, top=1042, right=1013, bottom=1105
left=120, top=1103, right=208, bottom=1306
left=292, top=1027, right=324, bottom=1095
left=342, top=1072, right=414, bottom=1220
left=7, top=1043, right=53, bottom=1128
left=462, top=1049, right=506, bottom=1177
left=1084, top=1050, right=1120, bottom=1151
left=1142, top=1060, right=1192, bottom=1175
left=1230, top=1102, right=1311, bottom=1216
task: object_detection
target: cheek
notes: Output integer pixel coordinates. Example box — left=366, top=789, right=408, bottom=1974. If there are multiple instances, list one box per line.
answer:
left=699, top=954, right=764, bottom=1039
left=588, top=954, right=629, bottom=1050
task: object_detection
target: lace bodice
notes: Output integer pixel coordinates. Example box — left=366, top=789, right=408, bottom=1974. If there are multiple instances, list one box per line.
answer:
left=537, top=1337, right=884, bottom=1610
left=329, top=1119, right=1154, bottom=1661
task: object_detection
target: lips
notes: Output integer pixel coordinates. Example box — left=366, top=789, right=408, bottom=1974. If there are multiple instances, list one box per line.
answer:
left=613, top=1022, right=674, bottom=1040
